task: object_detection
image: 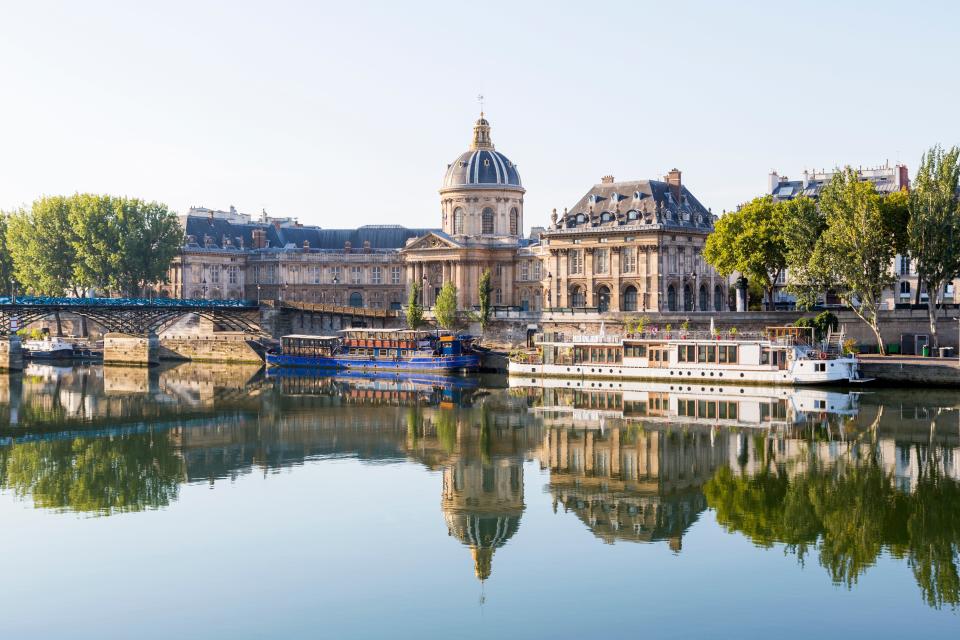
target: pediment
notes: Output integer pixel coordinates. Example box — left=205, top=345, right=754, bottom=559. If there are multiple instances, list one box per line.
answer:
left=404, top=232, right=463, bottom=251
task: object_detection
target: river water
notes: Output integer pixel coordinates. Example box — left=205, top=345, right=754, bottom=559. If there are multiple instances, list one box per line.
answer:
left=0, top=363, right=958, bottom=638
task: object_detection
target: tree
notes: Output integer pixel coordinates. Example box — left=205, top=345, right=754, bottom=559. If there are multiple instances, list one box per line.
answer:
left=406, top=282, right=424, bottom=329
left=110, top=198, right=182, bottom=296
left=7, top=197, right=82, bottom=335
left=477, top=268, right=492, bottom=335
left=69, top=193, right=118, bottom=295
left=434, top=280, right=459, bottom=331
left=704, top=197, right=787, bottom=309
left=0, top=212, right=17, bottom=297
left=907, top=145, right=960, bottom=350
left=796, top=169, right=896, bottom=353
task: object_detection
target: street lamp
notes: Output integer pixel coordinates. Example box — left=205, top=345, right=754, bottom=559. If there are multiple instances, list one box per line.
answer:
left=332, top=276, right=339, bottom=306
left=256, top=284, right=262, bottom=304
left=546, top=272, right=553, bottom=308
left=421, top=274, right=428, bottom=307
left=201, top=279, right=207, bottom=300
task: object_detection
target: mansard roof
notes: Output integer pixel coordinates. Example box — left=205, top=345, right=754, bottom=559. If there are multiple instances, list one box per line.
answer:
left=548, top=178, right=714, bottom=234
left=182, top=215, right=438, bottom=251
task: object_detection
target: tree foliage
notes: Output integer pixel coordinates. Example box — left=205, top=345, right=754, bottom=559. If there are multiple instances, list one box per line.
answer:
left=434, top=280, right=459, bottom=330
left=0, top=212, right=16, bottom=296
left=907, top=145, right=960, bottom=350
left=406, top=282, right=424, bottom=329
left=6, top=194, right=182, bottom=298
left=787, top=169, right=896, bottom=353
left=478, top=268, right=492, bottom=334
left=704, top=197, right=787, bottom=308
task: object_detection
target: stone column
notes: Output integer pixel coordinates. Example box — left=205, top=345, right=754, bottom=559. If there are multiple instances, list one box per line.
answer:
left=611, top=248, right=622, bottom=311
left=585, top=248, right=595, bottom=307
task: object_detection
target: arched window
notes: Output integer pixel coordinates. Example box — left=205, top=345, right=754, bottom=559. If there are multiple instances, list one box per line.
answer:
left=571, top=286, right=586, bottom=308
left=349, top=292, right=363, bottom=307
left=495, top=288, right=502, bottom=305
left=683, top=284, right=693, bottom=311
left=699, top=285, right=708, bottom=311
left=714, top=285, right=724, bottom=311
left=622, top=286, right=638, bottom=311
left=600, top=211, right=614, bottom=223
left=596, top=285, right=611, bottom=312
left=509, top=207, right=519, bottom=235
left=627, top=210, right=640, bottom=221
left=667, top=285, right=677, bottom=311
left=482, top=207, right=495, bottom=234
left=453, top=207, right=465, bottom=234
left=576, top=213, right=588, bottom=224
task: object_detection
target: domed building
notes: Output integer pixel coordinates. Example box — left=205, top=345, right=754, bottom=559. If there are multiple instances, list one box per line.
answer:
left=403, top=113, right=533, bottom=308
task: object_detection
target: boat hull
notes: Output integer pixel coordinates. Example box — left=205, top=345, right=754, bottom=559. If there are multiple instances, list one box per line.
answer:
left=508, top=359, right=859, bottom=386
left=266, top=353, right=480, bottom=373
left=24, top=348, right=75, bottom=360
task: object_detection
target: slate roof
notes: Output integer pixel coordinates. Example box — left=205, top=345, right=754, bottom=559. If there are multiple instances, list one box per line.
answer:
left=182, top=215, right=438, bottom=251
left=548, top=179, right=714, bottom=233
left=443, top=149, right=522, bottom=189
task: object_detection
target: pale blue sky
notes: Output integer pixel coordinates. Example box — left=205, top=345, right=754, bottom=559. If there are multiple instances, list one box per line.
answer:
left=1, top=0, right=957, bottom=231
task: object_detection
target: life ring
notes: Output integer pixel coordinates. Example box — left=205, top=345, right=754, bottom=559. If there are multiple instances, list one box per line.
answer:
left=786, top=351, right=795, bottom=362
left=819, top=352, right=828, bottom=360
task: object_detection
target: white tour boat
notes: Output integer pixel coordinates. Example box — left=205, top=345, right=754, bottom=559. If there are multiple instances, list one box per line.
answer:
left=22, top=336, right=75, bottom=360
left=508, top=326, right=863, bottom=386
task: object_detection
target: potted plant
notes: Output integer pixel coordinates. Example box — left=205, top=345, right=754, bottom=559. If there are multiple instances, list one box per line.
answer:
left=680, top=319, right=690, bottom=338
left=665, top=323, right=672, bottom=339
left=729, top=326, right=738, bottom=339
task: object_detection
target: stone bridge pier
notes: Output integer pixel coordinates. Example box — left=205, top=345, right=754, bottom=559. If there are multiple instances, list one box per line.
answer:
left=103, top=332, right=160, bottom=366
left=0, top=336, right=23, bottom=371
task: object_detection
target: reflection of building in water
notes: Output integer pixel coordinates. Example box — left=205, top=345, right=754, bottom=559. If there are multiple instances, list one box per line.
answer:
left=538, top=424, right=727, bottom=549
left=405, top=401, right=537, bottom=581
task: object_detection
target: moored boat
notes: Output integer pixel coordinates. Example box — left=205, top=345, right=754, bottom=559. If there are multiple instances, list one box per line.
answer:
left=509, top=326, right=863, bottom=386
left=22, top=336, right=75, bottom=360
left=265, top=329, right=481, bottom=373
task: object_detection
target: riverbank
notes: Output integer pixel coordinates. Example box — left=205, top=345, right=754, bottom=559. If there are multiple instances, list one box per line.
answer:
left=859, top=354, right=960, bottom=387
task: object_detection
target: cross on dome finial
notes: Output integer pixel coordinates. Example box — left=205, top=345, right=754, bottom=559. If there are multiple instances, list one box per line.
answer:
left=477, top=94, right=485, bottom=117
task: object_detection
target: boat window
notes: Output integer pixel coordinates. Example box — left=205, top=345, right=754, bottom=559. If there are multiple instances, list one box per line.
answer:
left=697, top=345, right=707, bottom=362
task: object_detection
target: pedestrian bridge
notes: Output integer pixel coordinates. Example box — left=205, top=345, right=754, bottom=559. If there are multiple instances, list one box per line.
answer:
left=0, top=297, right=263, bottom=335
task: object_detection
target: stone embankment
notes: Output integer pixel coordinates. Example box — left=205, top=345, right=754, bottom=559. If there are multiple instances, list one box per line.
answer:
left=859, top=355, right=960, bottom=387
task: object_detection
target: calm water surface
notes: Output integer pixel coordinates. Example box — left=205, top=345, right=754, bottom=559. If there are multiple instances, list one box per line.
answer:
left=1, top=363, right=958, bottom=639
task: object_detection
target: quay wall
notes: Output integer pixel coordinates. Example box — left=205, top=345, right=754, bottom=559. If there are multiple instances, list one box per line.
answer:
left=159, top=334, right=263, bottom=364
left=103, top=333, right=159, bottom=367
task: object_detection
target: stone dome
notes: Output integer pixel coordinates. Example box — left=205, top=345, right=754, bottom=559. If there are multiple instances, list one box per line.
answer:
left=442, top=115, right=522, bottom=190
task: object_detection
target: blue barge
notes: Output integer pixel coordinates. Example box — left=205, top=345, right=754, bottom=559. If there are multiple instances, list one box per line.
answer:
left=265, top=329, right=481, bottom=373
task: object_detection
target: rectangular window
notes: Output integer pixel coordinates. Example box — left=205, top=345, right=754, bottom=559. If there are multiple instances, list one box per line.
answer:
left=209, top=265, right=220, bottom=284
left=391, top=266, right=401, bottom=284
left=622, top=247, right=636, bottom=273
left=329, top=266, right=342, bottom=284
left=697, top=345, right=707, bottom=362
left=228, top=266, right=238, bottom=285
left=520, top=261, right=529, bottom=281
left=707, top=346, right=717, bottom=363
left=351, top=266, right=362, bottom=285
left=533, top=261, right=541, bottom=280
left=595, top=248, right=608, bottom=274
left=371, top=266, right=382, bottom=284
left=569, top=250, right=583, bottom=275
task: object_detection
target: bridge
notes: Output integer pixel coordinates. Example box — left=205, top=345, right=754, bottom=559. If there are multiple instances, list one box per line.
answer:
left=0, top=297, right=263, bottom=335
left=266, top=300, right=399, bottom=331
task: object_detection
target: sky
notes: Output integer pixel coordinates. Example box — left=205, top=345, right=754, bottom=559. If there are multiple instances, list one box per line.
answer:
left=1, top=0, right=958, bottom=231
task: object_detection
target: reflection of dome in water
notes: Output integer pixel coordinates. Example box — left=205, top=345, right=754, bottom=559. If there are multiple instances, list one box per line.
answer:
left=442, top=458, right=525, bottom=581
left=444, top=512, right=521, bottom=580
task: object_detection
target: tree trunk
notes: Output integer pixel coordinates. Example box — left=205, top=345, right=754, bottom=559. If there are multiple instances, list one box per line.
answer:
left=870, top=322, right=886, bottom=356
left=54, top=310, right=63, bottom=337
left=926, top=289, right=939, bottom=350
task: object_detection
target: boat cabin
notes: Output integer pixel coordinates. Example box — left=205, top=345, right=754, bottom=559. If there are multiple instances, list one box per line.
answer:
left=281, top=335, right=340, bottom=357
left=338, top=328, right=434, bottom=358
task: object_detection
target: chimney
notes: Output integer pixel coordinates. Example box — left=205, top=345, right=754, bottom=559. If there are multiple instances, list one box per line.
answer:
left=302, top=240, right=310, bottom=251
left=344, top=240, right=352, bottom=254
left=665, top=168, right=682, bottom=201
left=251, top=229, right=267, bottom=249
left=601, top=175, right=615, bottom=184
left=897, top=164, right=910, bottom=191
left=768, top=171, right=781, bottom=195
left=363, top=240, right=371, bottom=253
left=237, top=236, right=244, bottom=249
left=802, top=170, right=810, bottom=189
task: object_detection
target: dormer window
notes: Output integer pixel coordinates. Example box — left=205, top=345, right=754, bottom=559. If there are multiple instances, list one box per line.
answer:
left=576, top=213, right=587, bottom=224
left=484, top=159, right=490, bottom=166
left=627, top=210, right=639, bottom=221
left=600, top=212, right=614, bottom=223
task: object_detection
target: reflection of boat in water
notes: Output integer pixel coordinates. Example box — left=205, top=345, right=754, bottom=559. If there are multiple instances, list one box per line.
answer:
left=266, top=368, right=480, bottom=407
left=511, top=376, right=858, bottom=429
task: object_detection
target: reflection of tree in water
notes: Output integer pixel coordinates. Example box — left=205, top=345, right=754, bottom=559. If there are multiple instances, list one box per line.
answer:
left=0, top=431, right=185, bottom=515
left=705, top=448, right=960, bottom=609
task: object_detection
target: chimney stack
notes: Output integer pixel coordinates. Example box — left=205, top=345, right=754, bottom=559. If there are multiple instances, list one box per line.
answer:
left=665, top=168, right=682, bottom=201
left=601, top=175, right=615, bottom=184
left=302, top=240, right=310, bottom=251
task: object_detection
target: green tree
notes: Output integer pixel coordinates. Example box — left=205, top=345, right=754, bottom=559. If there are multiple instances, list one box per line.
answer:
left=0, top=212, right=17, bottom=296
left=477, top=267, right=492, bottom=335
left=704, top=197, right=787, bottom=309
left=69, top=193, right=118, bottom=295
left=906, top=145, right=960, bottom=350
left=434, top=280, right=459, bottom=331
left=406, top=282, right=424, bottom=329
left=110, top=197, right=182, bottom=296
left=792, top=169, right=896, bottom=353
